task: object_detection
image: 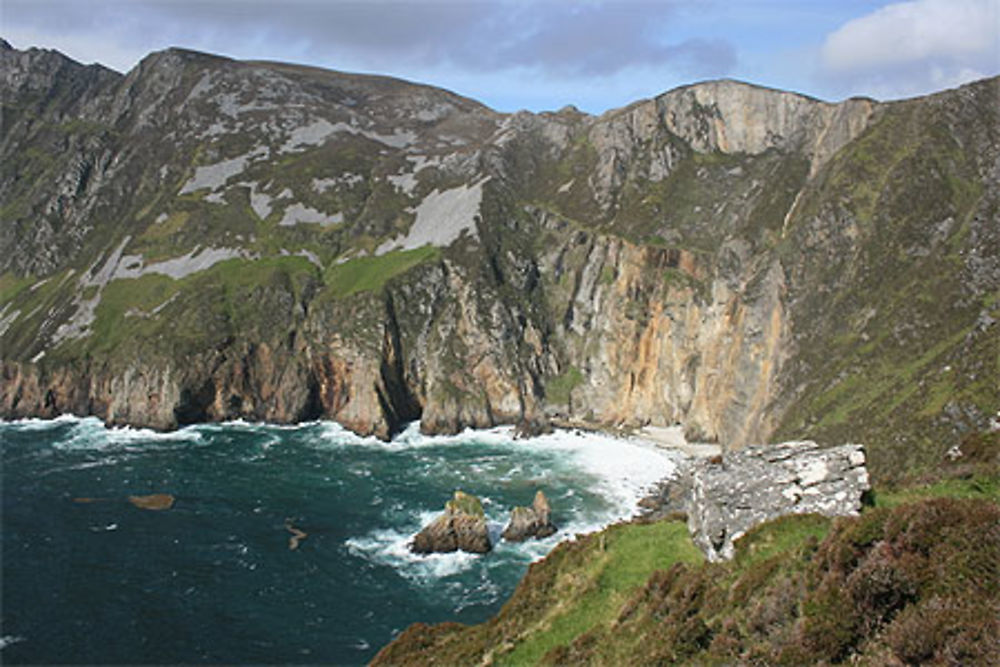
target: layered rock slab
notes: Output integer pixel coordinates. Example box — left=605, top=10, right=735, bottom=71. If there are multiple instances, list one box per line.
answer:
left=686, top=441, right=869, bottom=560
left=411, top=490, right=491, bottom=554
left=502, top=490, right=557, bottom=542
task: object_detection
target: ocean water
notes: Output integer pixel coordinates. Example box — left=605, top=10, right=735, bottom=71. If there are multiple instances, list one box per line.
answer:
left=0, top=416, right=682, bottom=664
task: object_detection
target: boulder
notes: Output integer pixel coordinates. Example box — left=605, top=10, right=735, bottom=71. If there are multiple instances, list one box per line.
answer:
left=686, top=441, right=869, bottom=561
left=502, top=490, right=557, bottom=541
left=513, top=418, right=553, bottom=439
left=411, top=490, right=491, bottom=554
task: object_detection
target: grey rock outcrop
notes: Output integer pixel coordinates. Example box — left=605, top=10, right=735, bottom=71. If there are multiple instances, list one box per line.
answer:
left=502, top=490, right=557, bottom=542
left=1, top=41, right=996, bottom=481
left=411, top=491, right=492, bottom=554
left=686, top=441, right=869, bottom=561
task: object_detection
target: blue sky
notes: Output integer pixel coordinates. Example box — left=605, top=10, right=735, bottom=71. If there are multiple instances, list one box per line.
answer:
left=3, top=0, right=997, bottom=113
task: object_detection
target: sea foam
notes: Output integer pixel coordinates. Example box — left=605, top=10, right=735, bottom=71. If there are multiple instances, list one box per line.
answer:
left=343, top=423, right=686, bottom=585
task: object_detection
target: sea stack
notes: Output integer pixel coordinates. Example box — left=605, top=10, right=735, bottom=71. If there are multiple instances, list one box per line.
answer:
left=411, top=490, right=492, bottom=554
left=502, top=490, right=557, bottom=542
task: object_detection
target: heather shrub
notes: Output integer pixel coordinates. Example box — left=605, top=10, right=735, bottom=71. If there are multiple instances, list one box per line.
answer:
left=887, top=595, right=1000, bottom=665
left=374, top=498, right=999, bottom=665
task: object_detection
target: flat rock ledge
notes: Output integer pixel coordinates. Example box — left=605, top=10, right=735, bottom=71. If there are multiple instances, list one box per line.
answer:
left=502, top=490, right=557, bottom=542
left=411, top=490, right=491, bottom=554
left=687, top=441, right=869, bottom=561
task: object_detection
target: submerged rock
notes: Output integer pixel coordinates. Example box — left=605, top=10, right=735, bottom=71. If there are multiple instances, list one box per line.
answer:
left=285, top=519, right=308, bottom=551
left=411, top=490, right=491, bottom=554
left=686, top=441, right=869, bottom=561
left=127, top=493, right=175, bottom=510
left=502, top=490, right=557, bottom=542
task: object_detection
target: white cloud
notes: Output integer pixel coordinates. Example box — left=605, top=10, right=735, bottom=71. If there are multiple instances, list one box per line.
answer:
left=822, top=0, right=997, bottom=72
left=819, top=0, right=999, bottom=98
left=2, top=0, right=738, bottom=113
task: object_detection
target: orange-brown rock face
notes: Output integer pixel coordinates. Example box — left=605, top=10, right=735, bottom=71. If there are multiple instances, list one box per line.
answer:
left=536, top=224, right=789, bottom=449
left=2, top=40, right=993, bottom=469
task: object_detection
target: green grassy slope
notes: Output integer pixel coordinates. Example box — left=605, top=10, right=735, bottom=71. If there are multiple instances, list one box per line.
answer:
left=374, top=458, right=1000, bottom=665
left=774, top=80, right=999, bottom=482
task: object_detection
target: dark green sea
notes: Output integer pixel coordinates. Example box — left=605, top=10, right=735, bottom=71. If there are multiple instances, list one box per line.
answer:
left=0, top=416, right=681, bottom=664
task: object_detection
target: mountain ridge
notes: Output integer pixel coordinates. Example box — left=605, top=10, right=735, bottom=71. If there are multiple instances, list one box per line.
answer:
left=2, top=42, right=997, bottom=482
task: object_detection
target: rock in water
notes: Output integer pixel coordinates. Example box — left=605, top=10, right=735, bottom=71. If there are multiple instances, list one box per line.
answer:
left=285, top=519, right=308, bottom=551
left=502, top=490, right=557, bottom=542
left=127, top=493, right=175, bottom=510
left=411, top=490, right=491, bottom=554
left=686, top=441, right=869, bottom=561
left=513, top=418, right=553, bottom=439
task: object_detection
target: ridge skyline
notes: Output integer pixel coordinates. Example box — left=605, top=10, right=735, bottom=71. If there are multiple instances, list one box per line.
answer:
left=8, top=37, right=992, bottom=121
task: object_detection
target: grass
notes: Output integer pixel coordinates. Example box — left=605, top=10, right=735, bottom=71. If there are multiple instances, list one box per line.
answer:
left=0, top=269, right=78, bottom=360
left=89, top=274, right=178, bottom=352
left=731, top=513, right=832, bottom=571
left=0, top=273, right=35, bottom=304
left=374, top=459, right=1000, bottom=666
left=870, top=472, right=1000, bottom=508
left=545, top=366, right=583, bottom=405
left=499, top=520, right=702, bottom=666
left=138, top=211, right=190, bottom=242
left=446, top=490, right=485, bottom=517
left=58, top=255, right=320, bottom=358
left=771, top=92, right=997, bottom=482
left=322, top=245, right=439, bottom=298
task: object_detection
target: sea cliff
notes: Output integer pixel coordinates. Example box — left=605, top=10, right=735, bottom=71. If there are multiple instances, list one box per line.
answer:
left=1, top=42, right=997, bottom=482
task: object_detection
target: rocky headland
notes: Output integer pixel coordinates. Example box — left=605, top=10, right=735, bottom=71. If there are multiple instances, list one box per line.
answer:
left=1, top=41, right=996, bottom=484
left=2, top=41, right=997, bottom=664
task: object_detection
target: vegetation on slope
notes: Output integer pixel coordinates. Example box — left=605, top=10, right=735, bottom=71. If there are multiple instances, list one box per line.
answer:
left=774, top=81, right=1000, bottom=482
left=322, top=246, right=440, bottom=299
left=373, top=519, right=703, bottom=666
left=374, top=441, right=1000, bottom=666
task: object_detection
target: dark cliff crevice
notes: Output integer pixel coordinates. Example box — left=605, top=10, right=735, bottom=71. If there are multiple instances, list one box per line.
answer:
left=173, top=378, right=215, bottom=426
left=377, top=292, right=423, bottom=437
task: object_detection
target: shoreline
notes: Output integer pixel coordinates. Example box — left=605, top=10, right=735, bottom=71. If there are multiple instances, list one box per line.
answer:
left=629, top=425, right=723, bottom=460
left=2, top=412, right=706, bottom=522
left=2, top=412, right=720, bottom=456
left=3, top=412, right=697, bottom=521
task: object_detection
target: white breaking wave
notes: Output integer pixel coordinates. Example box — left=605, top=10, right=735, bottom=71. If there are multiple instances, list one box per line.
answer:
left=518, top=429, right=686, bottom=512
left=342, top=423, right=686, bottom=585
left=2, top=414, right=203, bottom=450
left=5, top=415, right=684, bottom=578
left=1, top=413, right=83, bottom=430
left=335, top=421, right=683, bottom=513
left=346, top=521, right=481, bottom=582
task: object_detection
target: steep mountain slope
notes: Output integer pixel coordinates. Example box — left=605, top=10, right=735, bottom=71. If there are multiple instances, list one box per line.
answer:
left=2, top=41, right=997, bottom=480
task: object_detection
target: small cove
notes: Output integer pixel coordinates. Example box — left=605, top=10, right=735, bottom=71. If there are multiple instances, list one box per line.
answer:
left=0, top=416, right=684, bottom=664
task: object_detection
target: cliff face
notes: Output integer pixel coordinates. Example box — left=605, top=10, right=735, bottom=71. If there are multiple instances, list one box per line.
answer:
left=2, top=42, right=997, bottom=479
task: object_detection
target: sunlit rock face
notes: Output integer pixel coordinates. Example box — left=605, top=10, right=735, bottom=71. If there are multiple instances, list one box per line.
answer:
left=2, top=41, right=997, bottom=481
left=685, top=441, right=870, bottom=561
left=411, top=491, right=491, bottom=555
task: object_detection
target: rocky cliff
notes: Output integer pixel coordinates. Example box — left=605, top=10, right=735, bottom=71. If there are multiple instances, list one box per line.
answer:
left=2, top=41, right=997, bottom=480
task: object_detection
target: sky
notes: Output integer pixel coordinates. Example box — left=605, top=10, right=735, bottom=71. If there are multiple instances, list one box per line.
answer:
left=2, top=0, right=998, bottom=114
